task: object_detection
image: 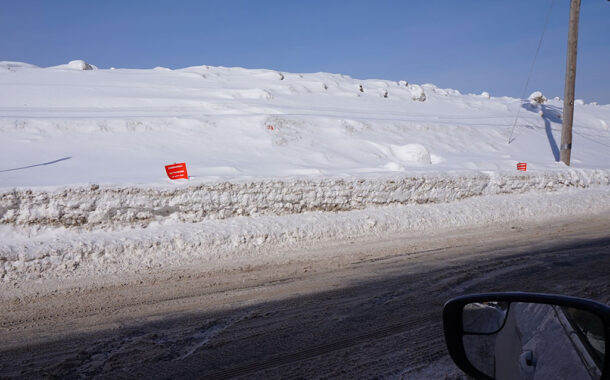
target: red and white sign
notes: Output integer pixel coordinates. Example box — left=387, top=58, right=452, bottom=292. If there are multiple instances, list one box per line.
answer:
left=165, top=162, right=189, bottom=180
left=516, top=162, right=527, bottom=172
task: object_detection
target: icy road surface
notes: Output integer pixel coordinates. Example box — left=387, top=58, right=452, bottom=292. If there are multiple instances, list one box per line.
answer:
left=1, top=215, right=609, bottom=379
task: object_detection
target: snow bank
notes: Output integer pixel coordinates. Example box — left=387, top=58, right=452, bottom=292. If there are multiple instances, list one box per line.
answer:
left=2, top=187, right=609, bottom=287
left=1, top=61, right=609, bottom=188
left=1, top=61, right=609, bottom=291
left=1, top=170, right=608, bottom=230
left=1, top=169, right=609, bottom=287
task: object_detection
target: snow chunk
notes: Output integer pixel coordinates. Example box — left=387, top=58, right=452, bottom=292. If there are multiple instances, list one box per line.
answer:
left=422, top=84, right=460, bottom=96
left=390, top=144, right=432, bottom=165
left=68, top=60, right=95, bottom=70
left=51, top=60, right=97, bottom=70
left=409, top=84, right=427, bottom=102
left=528, top=91, right=547, bottom=104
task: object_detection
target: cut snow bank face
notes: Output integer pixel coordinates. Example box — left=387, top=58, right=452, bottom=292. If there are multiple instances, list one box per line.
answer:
left=2, top=188, right=609, bottom=291
left=1, top=170, right=607, bottom=231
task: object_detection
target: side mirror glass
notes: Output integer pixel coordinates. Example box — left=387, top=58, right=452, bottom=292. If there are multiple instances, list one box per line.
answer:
left=443, top=293, right=610, bottom=380
left=462, top=301, right=509, bottom=334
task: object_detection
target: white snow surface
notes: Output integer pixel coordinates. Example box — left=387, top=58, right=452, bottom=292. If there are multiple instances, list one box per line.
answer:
left=1, top=61, right=609, bottom=287
left=1, top=61, right=609, bottom=188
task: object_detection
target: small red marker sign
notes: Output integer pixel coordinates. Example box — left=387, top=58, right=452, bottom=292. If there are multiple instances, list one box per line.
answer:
left=165, top=162, right=189, bottom=180
left=517, top=162, right=527, bottom=171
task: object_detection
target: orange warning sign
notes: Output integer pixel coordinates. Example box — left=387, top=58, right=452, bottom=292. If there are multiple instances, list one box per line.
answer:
left=517, top=162, right=527, bottom=171
left=165, top=163, right=189, bottom=180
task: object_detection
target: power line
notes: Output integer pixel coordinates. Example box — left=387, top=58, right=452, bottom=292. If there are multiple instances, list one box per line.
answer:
left=508, top=0, right=556, bottom=144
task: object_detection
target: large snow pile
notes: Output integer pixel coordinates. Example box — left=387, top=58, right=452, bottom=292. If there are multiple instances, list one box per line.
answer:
left=1, top=61, right=609, bottom=289
left=1, top=61, right=609, bottom=188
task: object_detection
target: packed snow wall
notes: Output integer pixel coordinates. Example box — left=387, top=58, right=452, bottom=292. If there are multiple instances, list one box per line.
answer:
left=1, top=170, right=608, bottom=230
left=2, top=170, right=609, bottom=290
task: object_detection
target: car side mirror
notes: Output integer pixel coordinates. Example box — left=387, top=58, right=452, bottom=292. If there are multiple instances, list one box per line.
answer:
left=443, top=292, right=610, bottom=380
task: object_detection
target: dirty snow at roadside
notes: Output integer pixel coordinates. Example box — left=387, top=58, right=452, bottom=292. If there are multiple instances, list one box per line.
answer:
left=1, top=60, right=609, bottom=286
left=2, top=188, right=610, bottom=289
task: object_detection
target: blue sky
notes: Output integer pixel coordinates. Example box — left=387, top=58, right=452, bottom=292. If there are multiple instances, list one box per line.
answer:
left=2, top=0, right=609, bottom=103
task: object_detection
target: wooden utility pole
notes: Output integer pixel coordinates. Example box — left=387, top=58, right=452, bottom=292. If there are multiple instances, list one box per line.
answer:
left=560, top=0, right=581, bottom=166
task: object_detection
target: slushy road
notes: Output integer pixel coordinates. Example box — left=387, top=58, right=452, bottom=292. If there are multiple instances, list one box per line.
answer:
left=1, top=215, right=609, bottom=379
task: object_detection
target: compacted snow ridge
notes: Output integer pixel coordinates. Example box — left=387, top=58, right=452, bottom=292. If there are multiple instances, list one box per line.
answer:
left=1, top=60, right=609, bottom=288
left=2, top=188, right=609, bottom=286
left=1, top=170, right=608, bottom=230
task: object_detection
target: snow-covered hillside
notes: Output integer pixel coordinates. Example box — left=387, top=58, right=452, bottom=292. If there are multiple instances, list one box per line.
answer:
left=1, top=60, right=609, bottom=290
left=1, top=60, right=609, bottom=188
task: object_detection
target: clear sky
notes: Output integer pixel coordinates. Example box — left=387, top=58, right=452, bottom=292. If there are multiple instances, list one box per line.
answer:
left=2, top=0, right=609, bottom=104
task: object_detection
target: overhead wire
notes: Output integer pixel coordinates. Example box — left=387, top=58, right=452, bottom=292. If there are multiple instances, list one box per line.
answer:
left=508, top=0, right=556, bottom=144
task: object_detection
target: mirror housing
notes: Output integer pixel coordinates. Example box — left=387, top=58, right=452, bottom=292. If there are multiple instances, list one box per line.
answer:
left=443, top=292, right=610, bottom=380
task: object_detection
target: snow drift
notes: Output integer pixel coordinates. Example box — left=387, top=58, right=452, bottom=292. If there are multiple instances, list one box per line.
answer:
left=1, top=61, right=609, bottom=188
